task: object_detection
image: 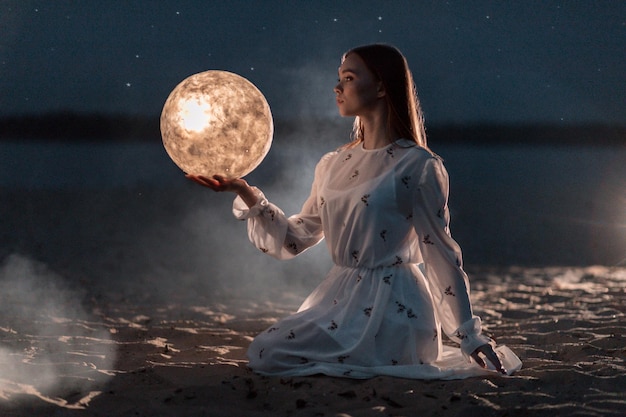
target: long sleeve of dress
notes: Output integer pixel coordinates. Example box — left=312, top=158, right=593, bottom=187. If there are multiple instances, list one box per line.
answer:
left=231, top=156, right=329, bottom=260
left=412, top=157, right=493, bottom=359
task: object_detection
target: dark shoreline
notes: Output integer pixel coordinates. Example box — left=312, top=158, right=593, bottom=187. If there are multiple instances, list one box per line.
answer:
left=1, top=112, right=625, bottom=147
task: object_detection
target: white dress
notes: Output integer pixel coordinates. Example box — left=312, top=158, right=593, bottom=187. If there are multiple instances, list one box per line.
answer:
left=233, top=139, right=521, bottom=379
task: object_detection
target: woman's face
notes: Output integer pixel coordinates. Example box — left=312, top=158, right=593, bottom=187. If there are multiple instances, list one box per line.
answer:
left=334, top=53, right=383, bottom=117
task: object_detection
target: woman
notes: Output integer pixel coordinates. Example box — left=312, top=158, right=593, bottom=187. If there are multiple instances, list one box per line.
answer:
left=187, top=44, right=521, bottom=379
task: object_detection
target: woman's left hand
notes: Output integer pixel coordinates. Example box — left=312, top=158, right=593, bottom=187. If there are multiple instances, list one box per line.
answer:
left=471, top=343, right=507, bottom=375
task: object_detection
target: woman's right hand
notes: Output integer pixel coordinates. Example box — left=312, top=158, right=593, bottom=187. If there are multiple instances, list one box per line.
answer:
left=185, top=174, right=259, bottom=208
left=185, top=174, right=246, bottom=193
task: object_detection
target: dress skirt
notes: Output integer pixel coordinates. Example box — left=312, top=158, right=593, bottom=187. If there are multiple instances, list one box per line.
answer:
left=247, top=263, right=521, bottom=380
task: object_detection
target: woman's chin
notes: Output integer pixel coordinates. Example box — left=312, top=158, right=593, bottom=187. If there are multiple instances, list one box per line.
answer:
left=337, top=108, right=353, bottom=118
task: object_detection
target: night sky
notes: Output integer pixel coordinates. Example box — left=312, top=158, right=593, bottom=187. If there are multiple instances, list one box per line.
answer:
left=1, top=1, right=625, bottom=125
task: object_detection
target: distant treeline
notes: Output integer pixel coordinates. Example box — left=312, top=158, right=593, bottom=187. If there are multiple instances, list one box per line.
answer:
left=0, top=112, right=624, bottom=146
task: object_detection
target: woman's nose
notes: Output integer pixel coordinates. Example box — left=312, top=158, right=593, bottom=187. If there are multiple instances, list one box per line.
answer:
left=334, top=82, right=342, bottom=94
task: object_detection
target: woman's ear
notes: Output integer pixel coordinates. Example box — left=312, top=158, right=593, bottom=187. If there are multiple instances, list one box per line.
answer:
left=376, top=81, right=386, bottom=98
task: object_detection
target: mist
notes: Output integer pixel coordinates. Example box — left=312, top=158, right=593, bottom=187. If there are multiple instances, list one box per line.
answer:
left=0, top=254, right=115, bottom=407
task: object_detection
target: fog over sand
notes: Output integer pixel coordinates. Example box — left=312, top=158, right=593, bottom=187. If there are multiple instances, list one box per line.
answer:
left=0, top=254, right=115, bottom=409
left=0, top=129, right=625, bottom=415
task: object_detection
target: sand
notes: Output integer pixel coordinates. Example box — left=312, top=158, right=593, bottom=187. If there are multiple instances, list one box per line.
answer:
left=1, top=263, right=625, bottom=417
left=1, top=183, right=625, bottom=416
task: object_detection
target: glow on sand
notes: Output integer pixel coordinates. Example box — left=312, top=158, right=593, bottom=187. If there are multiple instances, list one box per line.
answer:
left=160, top=70, right=273, bottom=179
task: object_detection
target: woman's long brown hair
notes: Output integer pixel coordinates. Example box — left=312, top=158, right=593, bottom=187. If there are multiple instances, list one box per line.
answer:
left=342, top=44, right=430, bottom=152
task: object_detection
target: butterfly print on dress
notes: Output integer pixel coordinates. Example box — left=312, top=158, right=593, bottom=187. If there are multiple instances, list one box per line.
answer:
left=351, top=250, right=360, bottom=264
left=395, top=301, right=418, bottom=319
left=395, top=301, right=406, bottom=314
left=423, top=234, right=435, bottom=245
left=444, top=286, right=456, bottom=297
left=286, top=241, right=299, bottom=253
left=401, top=175, right=411, bottom=188
left=361, top=194, right=370, bottom=206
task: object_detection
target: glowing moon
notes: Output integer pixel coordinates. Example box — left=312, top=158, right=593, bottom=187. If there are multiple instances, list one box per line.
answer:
left=160, top=70, right=273, bottom=178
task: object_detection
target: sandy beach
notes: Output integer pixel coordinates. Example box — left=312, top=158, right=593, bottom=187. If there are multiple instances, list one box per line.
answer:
left=0, top=256, right=625, bottom=416
left=1, top=140, right=625, bottom=416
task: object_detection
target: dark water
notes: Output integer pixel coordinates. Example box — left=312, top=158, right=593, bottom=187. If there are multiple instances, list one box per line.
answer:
left=1, top=139, right=624, bottom=268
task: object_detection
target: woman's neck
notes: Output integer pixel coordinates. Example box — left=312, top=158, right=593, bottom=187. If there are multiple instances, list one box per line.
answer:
left=359, top=113, right=398, bottom=150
